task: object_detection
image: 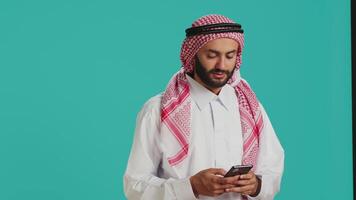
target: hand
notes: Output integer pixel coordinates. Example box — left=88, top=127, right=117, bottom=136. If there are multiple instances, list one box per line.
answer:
left=189, top=168, right=235, bottom=197
left=225, top=171, right=261, bottom=196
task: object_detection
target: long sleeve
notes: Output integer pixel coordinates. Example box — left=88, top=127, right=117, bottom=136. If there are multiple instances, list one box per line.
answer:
left=248, top=103, right=285, bottom=200
left=123, top=97, right=197, bottom=200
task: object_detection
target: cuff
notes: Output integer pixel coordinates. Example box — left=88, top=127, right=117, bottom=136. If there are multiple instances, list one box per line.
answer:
left=170, top=178, right=197, bottom=200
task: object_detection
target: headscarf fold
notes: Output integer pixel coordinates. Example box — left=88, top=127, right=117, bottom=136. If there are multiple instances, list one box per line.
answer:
left=160, top=14, right=264, bottom=171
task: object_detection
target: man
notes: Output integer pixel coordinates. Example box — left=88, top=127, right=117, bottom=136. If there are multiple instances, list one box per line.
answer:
left=124, top=14, right=284, bottom=200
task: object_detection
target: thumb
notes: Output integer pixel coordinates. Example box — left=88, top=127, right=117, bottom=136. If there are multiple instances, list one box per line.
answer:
left=208, top=168, right=226, bottom=176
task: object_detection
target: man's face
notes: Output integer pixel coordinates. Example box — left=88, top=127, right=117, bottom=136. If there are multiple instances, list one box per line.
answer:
left=194, top=38, right=239, bottom=93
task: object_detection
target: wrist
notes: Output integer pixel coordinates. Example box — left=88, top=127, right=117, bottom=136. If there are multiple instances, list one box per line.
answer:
left=189, top=176, right=199, bottom=198
left=250, top=176, right=262, bottom=197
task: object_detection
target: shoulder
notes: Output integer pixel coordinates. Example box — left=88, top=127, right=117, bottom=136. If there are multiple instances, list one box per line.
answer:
left=136, top=94, right=162, bottom=122
left=141, top=94, right=162, bottom=113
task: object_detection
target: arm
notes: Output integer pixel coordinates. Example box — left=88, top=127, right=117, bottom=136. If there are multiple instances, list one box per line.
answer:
left=247, top=103, right=285, bottom=200
left=123, top=98, right=197, bottom=200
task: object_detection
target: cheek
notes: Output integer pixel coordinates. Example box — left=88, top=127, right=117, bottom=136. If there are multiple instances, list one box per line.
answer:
left=200, top=59, right=216, bottom=70
left=227, top=59, right=237, bottom=68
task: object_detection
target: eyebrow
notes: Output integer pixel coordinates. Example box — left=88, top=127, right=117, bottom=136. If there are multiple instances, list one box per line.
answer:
left=207, top=49, right=237, bottom=54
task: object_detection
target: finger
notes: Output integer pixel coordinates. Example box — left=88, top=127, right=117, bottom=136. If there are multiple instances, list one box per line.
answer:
left=220, top=175, right=240, bottom=184
left=241, top=190, right=254, bottom=196
left=219, top=184, right=236, bottom=189
left=210, top=183, right=235, bottom=190
left=212, top=176, right=226, bottom=184
left=211, top=168, right=227, bottom=176
left=240, top=174, right=253, bottom=179
left=240, top=172, right=253, bottom=180
left=212, top=175, right=239, bottom=185
left=237, top=176, right=256, bottom=186
left=236, top=179, right=254, bottom=186
left=212, top=189, right=225, bottom=195
left=225, top=184, right=254, bottom=193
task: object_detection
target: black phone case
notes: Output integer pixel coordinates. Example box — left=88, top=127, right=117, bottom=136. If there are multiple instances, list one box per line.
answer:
left=224, top=165, right=253, bottom=177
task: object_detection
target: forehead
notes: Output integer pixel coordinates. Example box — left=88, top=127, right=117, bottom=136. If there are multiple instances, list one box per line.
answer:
left=199, top=38, right=239, bottom=52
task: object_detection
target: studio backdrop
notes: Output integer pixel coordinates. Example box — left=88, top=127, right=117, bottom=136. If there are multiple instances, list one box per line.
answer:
left=0, top=0, right=352, bottom=199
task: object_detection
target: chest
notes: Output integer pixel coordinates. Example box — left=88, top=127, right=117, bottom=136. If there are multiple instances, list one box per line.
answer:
left=188, top=100, right=244, bottom=173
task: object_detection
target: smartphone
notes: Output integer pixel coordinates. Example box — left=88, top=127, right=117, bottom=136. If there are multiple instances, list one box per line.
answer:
left=224, top=164, right=253, bottom=177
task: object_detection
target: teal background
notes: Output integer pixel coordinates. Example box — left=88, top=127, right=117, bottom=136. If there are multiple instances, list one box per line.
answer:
left=0, top=0, right=352, bottom=199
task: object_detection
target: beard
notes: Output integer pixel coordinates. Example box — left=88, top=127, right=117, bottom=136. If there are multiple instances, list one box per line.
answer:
left=194, top=57, right=235, bottom=89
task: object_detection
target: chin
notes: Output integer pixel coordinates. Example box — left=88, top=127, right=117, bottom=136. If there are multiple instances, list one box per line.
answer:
left=208, top=81, right=228, bottom=88
left=211, top=78, right=228, bottom=86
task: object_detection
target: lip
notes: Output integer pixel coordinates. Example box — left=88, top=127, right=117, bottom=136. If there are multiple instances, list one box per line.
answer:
left=211, top=72, right=226, bottom=79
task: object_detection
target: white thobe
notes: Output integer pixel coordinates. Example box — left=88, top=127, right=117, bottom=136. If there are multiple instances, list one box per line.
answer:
left=124, top=75, right=284, bottom=200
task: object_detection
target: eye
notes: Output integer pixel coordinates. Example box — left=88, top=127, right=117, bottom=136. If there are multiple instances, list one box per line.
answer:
left=207, top=52, right=217, bottom=58
left=226, top=52, right=236, bottom=59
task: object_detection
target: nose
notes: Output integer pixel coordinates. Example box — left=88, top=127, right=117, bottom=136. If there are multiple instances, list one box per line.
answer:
left=215, top=56, right=226, bottom=70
